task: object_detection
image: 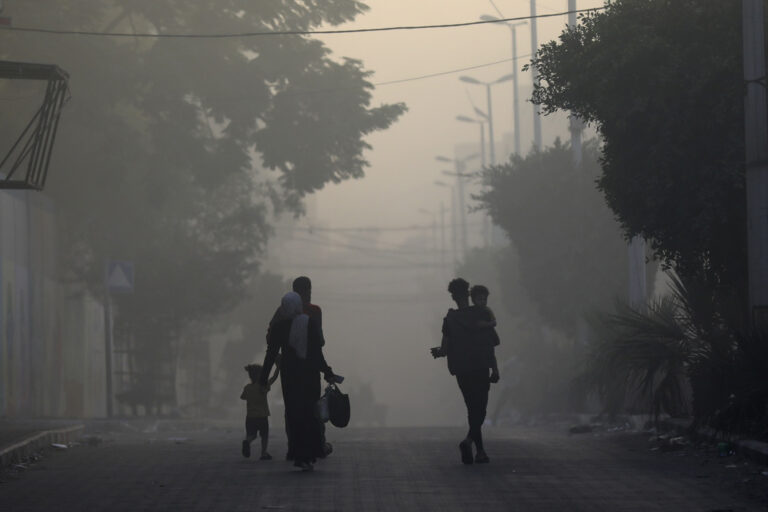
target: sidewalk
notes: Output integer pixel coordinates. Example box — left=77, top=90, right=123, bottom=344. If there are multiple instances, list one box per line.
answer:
left=657, top=417, right=768, bottom=466
left=0, top=419, right=85, bottom=468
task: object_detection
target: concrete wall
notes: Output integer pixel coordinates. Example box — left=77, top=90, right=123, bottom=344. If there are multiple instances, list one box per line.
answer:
left=0, top=190, right=106, bottom=418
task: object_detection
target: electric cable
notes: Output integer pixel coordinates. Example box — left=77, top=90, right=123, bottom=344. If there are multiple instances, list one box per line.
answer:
left=0, top=8, right=605, bottom=39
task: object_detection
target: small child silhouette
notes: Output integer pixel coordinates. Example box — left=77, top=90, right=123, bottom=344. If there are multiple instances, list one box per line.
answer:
left=470, top=285, right=497, bottom=328
left=470, top=285, right=501, bottom=384
left=241, top=357, right=280, bottom=460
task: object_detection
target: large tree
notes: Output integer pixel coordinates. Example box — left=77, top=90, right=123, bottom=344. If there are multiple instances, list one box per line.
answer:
left=478, top=139, right=633, bottom=338
left=529, top=0, right=747, bottom=318
left=0, top=1, right=405, bottom=405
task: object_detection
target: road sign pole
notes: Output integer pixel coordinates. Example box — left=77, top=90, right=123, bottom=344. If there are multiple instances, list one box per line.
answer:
left=104, top=285, right=114, bottom=418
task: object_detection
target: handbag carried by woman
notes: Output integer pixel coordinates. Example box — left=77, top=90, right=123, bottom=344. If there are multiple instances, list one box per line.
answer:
left=316, top=383, right=350, bottom=428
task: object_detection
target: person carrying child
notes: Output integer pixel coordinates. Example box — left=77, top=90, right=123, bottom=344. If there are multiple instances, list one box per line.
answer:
left=431, top=279, right=500, bottom=465
left=241, top=357, right=281, bottom=460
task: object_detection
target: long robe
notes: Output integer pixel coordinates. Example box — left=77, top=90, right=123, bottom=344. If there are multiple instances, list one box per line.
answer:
left=261, top=317, right=330, bottom=463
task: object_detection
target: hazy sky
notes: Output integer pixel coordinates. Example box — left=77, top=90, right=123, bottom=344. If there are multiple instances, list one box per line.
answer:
left=308, top=0, right=604, bottom=239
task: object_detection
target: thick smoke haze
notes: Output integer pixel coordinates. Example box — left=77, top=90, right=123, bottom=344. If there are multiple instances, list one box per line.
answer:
left=260, top=1, right=604, bottom=426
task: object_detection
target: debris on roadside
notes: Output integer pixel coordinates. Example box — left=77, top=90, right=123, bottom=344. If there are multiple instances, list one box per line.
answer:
left=50, top=443, right=68, bottom=451
left=569, top=424, right=594, bottom=434
left=648, top=433, right=690, bottom=452
left=79, top=435, right=103, bottom=447
left=717, top=442, right=735, bottom=458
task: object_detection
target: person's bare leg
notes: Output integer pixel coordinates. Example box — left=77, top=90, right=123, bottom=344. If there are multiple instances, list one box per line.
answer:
left=259, top=421, right=272, bottom=460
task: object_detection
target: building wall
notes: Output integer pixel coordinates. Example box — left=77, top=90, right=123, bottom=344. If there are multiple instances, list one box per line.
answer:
left=0, top=190, right=106, bottom=418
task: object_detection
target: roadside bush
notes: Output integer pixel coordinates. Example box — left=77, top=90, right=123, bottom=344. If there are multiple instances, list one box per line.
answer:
left=586, top=272, right=768, bottom=437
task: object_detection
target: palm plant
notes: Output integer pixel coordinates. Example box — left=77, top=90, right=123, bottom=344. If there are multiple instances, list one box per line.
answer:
left=585, top=271, right=732, bottom=423
left=584, top=269, right=768, bottom=437
left=585, top=294, right=694, bottom=425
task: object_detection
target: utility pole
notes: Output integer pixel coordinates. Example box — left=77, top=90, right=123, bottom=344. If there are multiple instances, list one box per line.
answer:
left=743, top=0, right=768, bottom=327
left=437, top=153, right=478, bottom=260
left=456, top=160, right=468, bottom=258
left=486, top=84, right=496, bottom=165
left=511, top=22, right=524, bottom=156
left=530, top=0, right=542, bottom=150
left=103, top=284, right=114, bottom=417
left=440, top=200, right=447, bottom=276
left=568, top=0, right=583, bottom=168
left=479, top=15, right=526, bottom=156
left=451, top=186, right=458, bottom=267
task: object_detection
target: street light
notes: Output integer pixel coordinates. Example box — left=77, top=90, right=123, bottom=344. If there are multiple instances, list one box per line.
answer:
left=457, top=114, right=493, bottom=247
left=456, top=115, right=486, bottom=169
left=480, top=15, right=527, bottom=156
left=459, top=74, right=513, bottom=166
left=434, top=180, right=457, bottom=267
left=436, top=153, right=479, bottom=259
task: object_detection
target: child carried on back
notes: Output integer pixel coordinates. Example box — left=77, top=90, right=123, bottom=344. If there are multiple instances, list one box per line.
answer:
left=470, top=284, right=501, bottom=383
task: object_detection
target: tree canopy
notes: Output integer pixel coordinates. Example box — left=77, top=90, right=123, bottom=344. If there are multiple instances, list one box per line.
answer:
left=529, top=0, right=747, bottom=311
left=0, top=1, right=405, bottom=403
left=478, top=139, right=634, bottom=337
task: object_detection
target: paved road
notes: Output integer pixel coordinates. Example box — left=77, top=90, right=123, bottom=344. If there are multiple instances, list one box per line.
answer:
left=0, top=424, right=765, bottom=511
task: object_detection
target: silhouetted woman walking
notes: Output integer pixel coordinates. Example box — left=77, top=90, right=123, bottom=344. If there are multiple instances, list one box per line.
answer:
left=261, top=292, right=336, bottom=471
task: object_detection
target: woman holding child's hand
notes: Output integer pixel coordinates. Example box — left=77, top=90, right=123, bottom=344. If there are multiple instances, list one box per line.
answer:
left=261, top=292, right=335, bottom=472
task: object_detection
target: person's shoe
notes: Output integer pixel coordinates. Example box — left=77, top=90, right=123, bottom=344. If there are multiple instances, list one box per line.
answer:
left=285, top=451, right=294, bottom=461
left=320, top=442, right=333, bottom=458
left=474, top=451, right=490, bottom=464
left=260, top=452, right=272, bottom=460
left=459, top=439, right=473, bottom=465
left=241, top=440, right=251, bottom=458
left=294, top=460, right=314, bottom=472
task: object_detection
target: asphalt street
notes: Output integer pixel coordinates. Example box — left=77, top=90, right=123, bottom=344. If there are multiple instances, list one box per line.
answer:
left=0, top=424, right=766, bottom=511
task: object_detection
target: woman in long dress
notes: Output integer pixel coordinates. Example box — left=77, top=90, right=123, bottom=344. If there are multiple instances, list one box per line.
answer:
left=260, top=292, right=336, bottom=471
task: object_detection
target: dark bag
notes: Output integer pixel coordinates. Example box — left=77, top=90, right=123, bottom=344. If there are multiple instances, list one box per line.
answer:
left=326, top=383, right=351, bottom=428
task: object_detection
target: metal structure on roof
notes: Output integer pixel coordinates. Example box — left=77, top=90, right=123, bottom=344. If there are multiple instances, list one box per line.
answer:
left=0, top=60, right=69, bottom=190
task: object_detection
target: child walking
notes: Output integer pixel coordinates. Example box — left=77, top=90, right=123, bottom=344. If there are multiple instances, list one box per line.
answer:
left=241, top=358, right=280, bottom=460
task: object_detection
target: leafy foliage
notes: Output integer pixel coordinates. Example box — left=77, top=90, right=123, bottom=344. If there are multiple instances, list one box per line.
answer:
left=529, top=0, right=748, bottom=317
left=586, top=296, right=694, bottom=423
left=587, top=273, right=768, bottom=436
left=477, top=138, right=637, bottom=337
left=0, top=1, right=405, bottom=407
left=457, top=247, right=584, bottom=416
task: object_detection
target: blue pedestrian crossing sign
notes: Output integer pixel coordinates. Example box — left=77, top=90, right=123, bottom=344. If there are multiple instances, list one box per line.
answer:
left=106, top=260, right=134, bottom=293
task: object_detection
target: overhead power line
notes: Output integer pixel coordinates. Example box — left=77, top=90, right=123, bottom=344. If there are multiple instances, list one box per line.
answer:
left=0, top=8, right=604, bottom=39
left=289, top=222, right=484, bottom=233
left=374, top=54, right=531, bottom=87
left=0, top=53, right=533, bottom=103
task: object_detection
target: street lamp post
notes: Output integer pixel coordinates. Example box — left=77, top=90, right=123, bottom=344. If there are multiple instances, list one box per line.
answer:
left=480, top=15, right=527, bottom=156
left=530, top=0, right=542, bottom=149
left=434, top=180, right=456, bottom=268
left=457, top=114, right=490, bottom=246
left=417, top=207, right=438, bottom=263
left=456, top=115, right=486, bottom=169
left=459, top=74, right=514, bottom=166
left=436, top=153, right=479, bottom=260
left=566, top=1, right=583, bottom=167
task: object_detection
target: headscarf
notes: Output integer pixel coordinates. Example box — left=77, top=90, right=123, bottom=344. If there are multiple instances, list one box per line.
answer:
left=280, top=291, right=309, bottom=359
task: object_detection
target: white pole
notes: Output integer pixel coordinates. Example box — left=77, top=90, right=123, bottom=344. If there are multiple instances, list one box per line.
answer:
left=743, top=0, right=768, bottom=327
left=511, top=24, right=521, bottom=156
left=530, top=0, right=542, bottom=150
left=568, top=0, right=583, bottom=168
